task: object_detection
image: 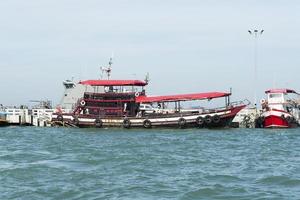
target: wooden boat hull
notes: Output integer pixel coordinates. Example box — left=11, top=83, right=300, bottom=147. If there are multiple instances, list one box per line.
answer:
left=51, top=105, right=246, bottom=129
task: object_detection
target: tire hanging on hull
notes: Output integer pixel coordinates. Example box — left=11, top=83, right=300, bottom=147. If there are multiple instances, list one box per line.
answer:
left=178, top=118, right=186, bottom=128
left=212, top=115, right=220, bottom=124
left=204, top=115, right=212, bottom=125
left=196, top=116, right=204, bottom=127
left=123, top=118, right=131, bottom=129
left=95, top=118, right=103, bottom=128
left=57, top=114, right=63, bottom=122
left=73, top=116, right=79, bottom=126
left=143, top=119, right=152, bottom=128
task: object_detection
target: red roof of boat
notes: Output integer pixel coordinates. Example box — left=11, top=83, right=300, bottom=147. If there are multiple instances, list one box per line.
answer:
left=265, top=89, right=298, bottom=94
left=79, top=80, right=148, bottom=86
left=136, top=92, right=230, bottom=103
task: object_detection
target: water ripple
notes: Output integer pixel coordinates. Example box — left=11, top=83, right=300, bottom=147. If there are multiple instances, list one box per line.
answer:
left=0, top=127, right=300, bottom=199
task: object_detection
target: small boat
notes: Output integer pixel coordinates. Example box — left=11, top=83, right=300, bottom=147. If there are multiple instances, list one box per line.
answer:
left=257, top=89, right=300, bottom=128
left=51, top=79, right=247, bottom=128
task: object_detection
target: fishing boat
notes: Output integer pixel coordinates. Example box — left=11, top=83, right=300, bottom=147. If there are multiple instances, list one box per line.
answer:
left=51, top=79, right=247, bottom=128
left=257, top=89, right=300, bottom=128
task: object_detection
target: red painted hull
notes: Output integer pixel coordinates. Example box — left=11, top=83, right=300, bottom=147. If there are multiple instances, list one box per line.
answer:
left=262, top=110, right=297, bottom=128
left=263, top=115, right=289, bottom=128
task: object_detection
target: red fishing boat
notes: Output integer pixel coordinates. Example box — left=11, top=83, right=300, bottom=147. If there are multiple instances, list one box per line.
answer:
left=51, top=79, right=247, bottom=128
left=257, top=89, right=300, bottom=128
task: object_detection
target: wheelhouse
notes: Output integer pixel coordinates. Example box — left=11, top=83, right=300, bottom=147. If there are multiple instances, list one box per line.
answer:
left=73, top=80, right=148, bottom=117
left=265, top=89, right=299, bottom=111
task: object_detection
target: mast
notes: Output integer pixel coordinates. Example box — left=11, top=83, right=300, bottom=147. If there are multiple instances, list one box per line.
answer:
left=100, top=56, right=113, bottom=80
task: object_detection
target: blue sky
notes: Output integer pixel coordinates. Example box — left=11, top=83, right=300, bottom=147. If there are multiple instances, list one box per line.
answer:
left=1, top=0, right=300, bottom=106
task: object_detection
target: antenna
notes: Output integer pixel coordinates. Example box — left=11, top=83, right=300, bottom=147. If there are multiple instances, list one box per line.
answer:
left=144, top=72, right=150, bottom=84
left=100, top=54, right=113, bottom=80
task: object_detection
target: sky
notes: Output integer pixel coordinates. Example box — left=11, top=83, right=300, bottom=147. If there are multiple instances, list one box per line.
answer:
left=1, top=0, right=300, bottom=106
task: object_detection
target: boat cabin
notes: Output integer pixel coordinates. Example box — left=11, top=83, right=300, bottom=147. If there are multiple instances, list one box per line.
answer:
left=264, top=89, right=299, bottom=112
left=73, top=80, right=148, bottom=117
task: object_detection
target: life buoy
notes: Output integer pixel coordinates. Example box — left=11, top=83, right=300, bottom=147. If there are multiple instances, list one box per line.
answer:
left=204, top=115, right=212, bottom=124
left=57, top=114, right=63, bottom=121
left=212, top=115, right=221, bottom=124
left=95, top=118, right=103, bottom=128
left=80, top=100, right=86, bottom=106
left=178, top=118, right=186, bottom=128
left=260, top=99, right=266, bottom=104
left=143, top=119, right=152, bottom=128
left=135, top=92, right=140, bottom=97
left=123, top=118, right=131, bottom=128
left=196, top=116, right=204, bottom=127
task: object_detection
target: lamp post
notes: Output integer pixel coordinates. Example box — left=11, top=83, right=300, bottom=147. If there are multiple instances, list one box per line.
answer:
left=248, top=29, right=264, bottom=109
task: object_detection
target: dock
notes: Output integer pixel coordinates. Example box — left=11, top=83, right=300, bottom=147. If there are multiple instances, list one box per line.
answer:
left=2, top=108, right=70, bottom=127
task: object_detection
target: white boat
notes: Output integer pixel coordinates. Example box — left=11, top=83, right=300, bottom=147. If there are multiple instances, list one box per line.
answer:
left=257, top=89, right=300, bottom=128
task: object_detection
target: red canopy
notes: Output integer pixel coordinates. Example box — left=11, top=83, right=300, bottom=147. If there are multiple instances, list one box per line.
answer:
left=265, top=89, right=298, bottom=94
left=136, top=92, right=230, bottom=103
left=79, top=80, right=148, bottom=86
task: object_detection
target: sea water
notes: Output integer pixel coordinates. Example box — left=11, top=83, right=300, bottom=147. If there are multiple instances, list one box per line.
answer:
left=0, top=127, right=300, bottom=200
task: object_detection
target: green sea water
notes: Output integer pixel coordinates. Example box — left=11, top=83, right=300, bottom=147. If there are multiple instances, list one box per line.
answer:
left=0, top=127, right=300, bottom=200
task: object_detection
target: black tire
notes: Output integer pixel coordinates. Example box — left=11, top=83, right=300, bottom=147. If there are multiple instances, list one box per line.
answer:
left=243, top=115, right=250, bottom=122
left=143, top=119, right=152, bottom=128
left=178, top=118, right=186, bottom=128
left=196, top=116, right=204, bottom=127
left=212, top=115, right=221, bottom=124
left=204, top=115, right=212, bottom=124
left=286, top=116, right=292, bottom=123
left=73, top=116, right=79, bottom=125
left=255, top=116, right=265, bottom=128
left=57, top=114, right=63, bottom=122
left=95, top=118, right=103, bottom=128
left=123, top=118, right=131, bottom=129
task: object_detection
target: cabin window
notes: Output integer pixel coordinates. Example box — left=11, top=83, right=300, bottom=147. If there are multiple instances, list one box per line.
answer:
left=65, top=84, right=74, bottom=89
left=269, top=94, right=282, bottom=99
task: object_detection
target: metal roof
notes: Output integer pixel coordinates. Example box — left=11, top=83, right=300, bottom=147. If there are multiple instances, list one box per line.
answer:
left=79, top=80, right=148, bottom=86
left=136, top=92, right=230, bottom=103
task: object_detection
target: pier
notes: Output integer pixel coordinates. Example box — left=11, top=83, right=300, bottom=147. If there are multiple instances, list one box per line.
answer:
left=1, top=108, right=70, bottom=127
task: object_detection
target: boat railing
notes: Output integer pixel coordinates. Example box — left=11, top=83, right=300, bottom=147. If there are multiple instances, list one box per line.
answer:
left=69, top=99, right=249, bottom=119
left=229, top=99, right=250, bottom=107
left=84, top=91, right=135, bottom=98
left=201, top=99, right=250, bottom=114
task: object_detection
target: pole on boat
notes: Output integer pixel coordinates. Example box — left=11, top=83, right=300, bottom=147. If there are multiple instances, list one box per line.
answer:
left=248, top=29, right=264, bottom=109
left=100, top=56, right=113, bottom=80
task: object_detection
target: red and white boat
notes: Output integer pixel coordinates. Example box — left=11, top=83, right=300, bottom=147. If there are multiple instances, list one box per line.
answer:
left=51, top=58, right=247, bottom=129
left=258, top=89, right=300, bottom=128
left=51, top=79, right=247, bottom=129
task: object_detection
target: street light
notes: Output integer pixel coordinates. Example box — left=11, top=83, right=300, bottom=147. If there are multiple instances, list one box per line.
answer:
left=248, top=29, right=264, bottom=109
